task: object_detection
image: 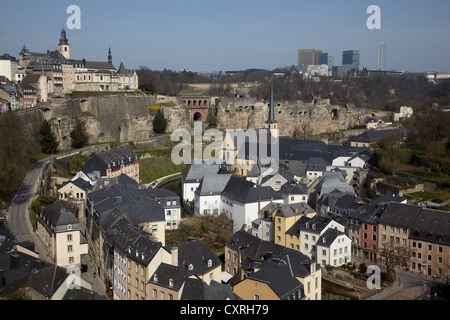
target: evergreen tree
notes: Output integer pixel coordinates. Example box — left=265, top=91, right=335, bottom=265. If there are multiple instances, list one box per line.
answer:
left=39, top=120, right=58, bottom=154
left=70, top=119, right=89, bottom=149
left=152, top=109, right=167, bottom=134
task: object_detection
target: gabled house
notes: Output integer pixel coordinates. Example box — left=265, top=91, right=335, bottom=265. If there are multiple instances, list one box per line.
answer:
left=83, top=146, right=140, bottom=183
left=147, top=263, right=239, bottom=300
left=316, top=227, right=352, bottom=267
left=193, top=171, right=232, bottom=216
left=165, top=238, right=222, bottom=285
left=228, top=231, right=322, bottom=300
left=306, top=157, right=328, bottom=184
left=123, top=234, right=169, bottom=300
left=251, top=202, right=315, bottom=245
left=181, top=163, right=222, bottom=203
left=58, top=177, right=91, bottom=203
left=259, top=168, right=295, bottom=191
left=408, top=208, right=450, bottom=277
left=36, top=200, right=88, bottom=268
left=222, top=175, right=284, bottom=232
left=298, top=215, right=347, bottom=265
left=279, top=180, right=308, bottom=205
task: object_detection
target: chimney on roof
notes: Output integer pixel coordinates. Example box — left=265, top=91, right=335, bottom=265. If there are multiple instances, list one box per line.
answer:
left=171, top=247, right=178, bottom=267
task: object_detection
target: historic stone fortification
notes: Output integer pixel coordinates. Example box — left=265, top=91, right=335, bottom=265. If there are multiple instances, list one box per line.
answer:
left=41, top=94, right=191, bottom=149
left=9, top=94, right=389, bottom=150
left=214, top=97, right=385, bottom=137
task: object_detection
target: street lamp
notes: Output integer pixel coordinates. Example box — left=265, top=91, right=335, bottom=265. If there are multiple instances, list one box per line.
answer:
left=346, top=283, right=361, bottom=300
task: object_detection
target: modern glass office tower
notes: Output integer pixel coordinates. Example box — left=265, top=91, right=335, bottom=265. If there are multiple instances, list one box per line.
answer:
left=377, top=42, right=386, bottom=71
left=318, top=52, right=335, bottom=68
left=342, top=50, right=360, bottom=70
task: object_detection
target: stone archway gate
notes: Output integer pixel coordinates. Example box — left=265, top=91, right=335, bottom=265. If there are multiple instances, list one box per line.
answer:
left=181, top=96, right=210, bottom=122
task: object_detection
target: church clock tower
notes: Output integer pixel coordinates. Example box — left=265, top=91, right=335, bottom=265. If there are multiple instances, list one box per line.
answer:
left=58, top=27, right=70, bottom=59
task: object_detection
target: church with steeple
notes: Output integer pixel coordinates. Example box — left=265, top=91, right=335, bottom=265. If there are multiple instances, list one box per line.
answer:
left=18, top=27, right=138, bottom=95
left=58, top=26, right=70, bottom=59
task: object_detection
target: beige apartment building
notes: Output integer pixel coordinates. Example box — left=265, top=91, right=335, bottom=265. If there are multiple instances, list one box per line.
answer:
left=36, top=200, right=88, bottom=268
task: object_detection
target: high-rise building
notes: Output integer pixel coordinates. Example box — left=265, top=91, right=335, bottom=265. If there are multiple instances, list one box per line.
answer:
left=377, top=42, right=386, bottom=71
left=342, top=50, right=360, bottom=70
left=318, top=53, right=335, bottom=68
left=298, top=49, right=323, bottom=65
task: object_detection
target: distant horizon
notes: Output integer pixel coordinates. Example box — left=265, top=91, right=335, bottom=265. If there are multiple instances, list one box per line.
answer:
left=1, top=0, right=449, bottom=73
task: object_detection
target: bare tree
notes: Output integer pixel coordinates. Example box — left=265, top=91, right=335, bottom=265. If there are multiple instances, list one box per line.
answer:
left=377, top=241, right=410, bottom=279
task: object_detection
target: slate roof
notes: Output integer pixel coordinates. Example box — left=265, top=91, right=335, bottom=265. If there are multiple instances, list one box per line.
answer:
left=196, top=173, right=232, bottom=196
left=0, top=258, right=69, bottom=299
left=182, top=163, right=221, bottom=183
left=409, top=208, right=450, bottom=245
left=222, top=175, right=283, bottom=204
left=149, top=262, right=188, bottom=291
left=279, top=180, right=307, bottom=196
left=299, top=215, right=334, bottom=234
left=83, top=146, right=138, bottom=176
left=88, top=183, right=168, bottom=226
left=245, top=259, right=305, bottom=300
left=378, top=202, right=422, bottom=228
left=62, top=287, right=107, bottom=300
left=165, top=239, right=221, bottom=276
left=274, top=202, right=315, bottom=218
left=314, top=171, right=356, bottom=196
left=225, top=230, right=284, bottom=265
left=127, top=235, right=163, bottom=265
left=285, top=216, right=312, bottom=236
left=371, top=194, right=406, bottom=205
left=307, top=157, right=328, bottom=172
left=317, top=228, right=347, bottom=247
left=349, top=203, right=385, bottom=225
left=180, top=278, right=239, bottom=300
left=61, top=177, right=91, bottom=191
left=69, top=59, right=116, bottom=71
left=347, top=129, right=397, bottom=143
left=40, top=200, right=80, bottom=233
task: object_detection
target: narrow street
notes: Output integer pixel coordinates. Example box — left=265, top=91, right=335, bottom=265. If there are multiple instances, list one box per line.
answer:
left=5, top=147, right=110, bottom=298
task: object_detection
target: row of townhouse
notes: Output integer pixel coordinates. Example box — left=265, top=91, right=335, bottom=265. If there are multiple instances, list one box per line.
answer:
left=326, top=193, right=450, bottom=278
left=182, top=162, right=310, bottom=233
left=0, top=82, right=42, bottom=113
left=252, top=201, right=352, bottom=268
left=112, top=221, right=237, bottom=300
left=224, top=229, right=322, bottom=300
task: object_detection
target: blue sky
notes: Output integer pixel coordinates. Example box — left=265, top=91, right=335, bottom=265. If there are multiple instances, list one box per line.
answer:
left=1, top=0, right=449, bottom=72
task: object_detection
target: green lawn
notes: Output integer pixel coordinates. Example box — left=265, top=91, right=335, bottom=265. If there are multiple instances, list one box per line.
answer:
left=140, top=156, right=185, bottom=184
left=406, top=191, right=439, bottom=202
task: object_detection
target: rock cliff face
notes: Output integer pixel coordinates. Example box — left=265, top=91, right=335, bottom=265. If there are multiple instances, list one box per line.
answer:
left=214, top=97, right=386, bottom=137
left=11, top=94, right=390, bottom=150
left=41, top=94, right=191, bottom=149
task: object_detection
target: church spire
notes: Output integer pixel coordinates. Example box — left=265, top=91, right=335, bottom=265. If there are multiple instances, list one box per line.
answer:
left=59, top=26, right=69, bottom=45
left=266, top=78, right=277, bottom=124
left=108, top=46, right=112, bottom=64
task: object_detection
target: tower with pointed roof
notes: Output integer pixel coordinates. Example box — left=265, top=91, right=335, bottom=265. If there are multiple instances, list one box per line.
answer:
left=265, top=79, right=278, bottom=132
left=58, top=26, right=70, bottom=59
left=108, top=47, right=112, bottom=65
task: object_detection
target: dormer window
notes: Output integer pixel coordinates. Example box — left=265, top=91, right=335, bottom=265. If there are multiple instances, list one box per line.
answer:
left=207, top=259, right=212, bottom=268
left=188, top=264, right=194, bottom=271
left=153, top=274, right=158, bottom=282
left=312, top=224, right=316, bottom=230
left=306, top=223, right=309, bottom=228
left=169, top=279, right=174, bottom=287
